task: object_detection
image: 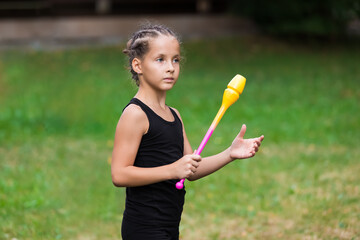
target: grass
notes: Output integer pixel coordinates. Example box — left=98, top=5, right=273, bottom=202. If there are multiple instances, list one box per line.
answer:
left=1, top=36, right=359, bottom=239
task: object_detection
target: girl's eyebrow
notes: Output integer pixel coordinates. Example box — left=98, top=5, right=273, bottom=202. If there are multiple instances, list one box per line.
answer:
left=171, top=53, right=181, bottom=58
left=155, top=53, right=180, bottom=58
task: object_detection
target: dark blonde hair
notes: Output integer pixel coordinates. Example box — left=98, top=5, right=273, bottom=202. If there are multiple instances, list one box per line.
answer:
left=123, top=23, right=180, bottom=86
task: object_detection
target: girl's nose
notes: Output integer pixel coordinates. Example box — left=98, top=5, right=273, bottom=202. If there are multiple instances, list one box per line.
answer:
left=167, top=62, right=175, bottom=72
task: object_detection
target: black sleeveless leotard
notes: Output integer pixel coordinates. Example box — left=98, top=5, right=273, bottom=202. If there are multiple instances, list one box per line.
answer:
left=121, top=98, right=185, bottom=240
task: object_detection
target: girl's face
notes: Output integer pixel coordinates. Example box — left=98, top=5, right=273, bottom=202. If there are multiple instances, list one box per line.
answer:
left=136, top=35, right=181, bottom=92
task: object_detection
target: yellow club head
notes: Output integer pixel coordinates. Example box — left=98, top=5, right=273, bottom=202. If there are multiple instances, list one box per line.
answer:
left=228, top=74, right=246, bottom=95
left=222, top=74, right=246, bottom=109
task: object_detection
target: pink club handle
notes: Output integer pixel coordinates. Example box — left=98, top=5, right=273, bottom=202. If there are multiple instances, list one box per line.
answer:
left=175, top=128, right=214, bottom=190
left=175, top=179, right=185, bottom=190
left=175, top=75, right=246, bottom=190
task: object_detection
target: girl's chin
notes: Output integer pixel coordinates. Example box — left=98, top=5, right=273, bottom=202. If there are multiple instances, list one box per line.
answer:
left=162, top=81, right=176, bottom=88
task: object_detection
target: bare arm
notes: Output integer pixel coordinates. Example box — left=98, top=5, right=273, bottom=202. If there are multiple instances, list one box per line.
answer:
left=188, top=124, right=264, bottom=181
left=111, top=105, right=201, bottom=187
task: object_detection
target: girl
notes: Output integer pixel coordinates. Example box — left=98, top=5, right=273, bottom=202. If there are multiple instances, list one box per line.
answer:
left=111, top=24, right=264, bottom=240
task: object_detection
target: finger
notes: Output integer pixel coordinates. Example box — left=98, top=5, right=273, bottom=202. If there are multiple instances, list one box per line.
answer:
left=253, top=141, right=259, bottom=151
left=259, top=135, right=264, bottom=141
left=239, top=124, right=246, bottom=139
left=192, top=155, right=202, bottom=162
left=256, top=136, right=264, bottom=145
left=192, top=161, right=199, bottom=168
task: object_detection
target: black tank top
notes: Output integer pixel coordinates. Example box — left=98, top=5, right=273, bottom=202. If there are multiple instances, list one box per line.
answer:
left=123, top=98, right=185, bottom=226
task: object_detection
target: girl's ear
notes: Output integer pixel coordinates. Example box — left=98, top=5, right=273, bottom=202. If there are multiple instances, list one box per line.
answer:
left=132, top=58, right=142, bottom=75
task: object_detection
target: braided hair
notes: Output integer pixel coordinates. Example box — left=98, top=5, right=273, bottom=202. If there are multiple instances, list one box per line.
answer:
left=123, top=24, right=180, bottom=86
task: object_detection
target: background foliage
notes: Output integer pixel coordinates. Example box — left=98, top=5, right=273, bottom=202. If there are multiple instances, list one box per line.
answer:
left=228, top=0, right=360, bottom=37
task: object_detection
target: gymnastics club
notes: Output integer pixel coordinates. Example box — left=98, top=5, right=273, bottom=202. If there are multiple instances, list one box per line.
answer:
left=176, top=74, right=246, bottom=190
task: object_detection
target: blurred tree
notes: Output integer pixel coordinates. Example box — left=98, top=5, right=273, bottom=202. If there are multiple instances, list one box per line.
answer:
left=228, top=0, right=360, bottom=38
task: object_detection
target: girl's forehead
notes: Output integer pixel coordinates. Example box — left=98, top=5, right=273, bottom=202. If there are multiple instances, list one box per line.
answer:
left=148, top=35, right=180, bottom=54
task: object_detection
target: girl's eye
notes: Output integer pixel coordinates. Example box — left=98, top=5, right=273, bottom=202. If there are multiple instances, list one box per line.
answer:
left=173, top=58, right=180, bottom=63
left=156, top=58, right=163, bottom=62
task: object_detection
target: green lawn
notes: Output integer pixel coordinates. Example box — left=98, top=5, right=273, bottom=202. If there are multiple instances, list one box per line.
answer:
left=1, top=36, right=359, bottom=239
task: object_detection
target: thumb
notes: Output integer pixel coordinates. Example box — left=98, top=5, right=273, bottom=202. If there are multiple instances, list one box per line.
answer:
left=239, top=124, right=246, bottom=139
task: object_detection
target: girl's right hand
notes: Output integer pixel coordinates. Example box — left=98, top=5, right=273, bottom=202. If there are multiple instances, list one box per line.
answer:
left=172, top=152, right=202, bottom=179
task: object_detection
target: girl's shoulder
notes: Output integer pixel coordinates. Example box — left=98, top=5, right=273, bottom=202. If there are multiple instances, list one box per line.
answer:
left=168, top=107, right=184, bottom=123
left=117, top=103, right=149, bottom=134
left=169, top=106, right=180, bottom=116
left=121, top=103, right=147, bottom=122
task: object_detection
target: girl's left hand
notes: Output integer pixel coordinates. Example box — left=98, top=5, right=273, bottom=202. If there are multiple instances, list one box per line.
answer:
left=230, top=124, right=264, bottom=160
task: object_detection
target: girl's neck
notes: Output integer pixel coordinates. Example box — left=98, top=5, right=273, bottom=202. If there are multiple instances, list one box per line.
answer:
left=134, top=87, right=167, bottom=110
